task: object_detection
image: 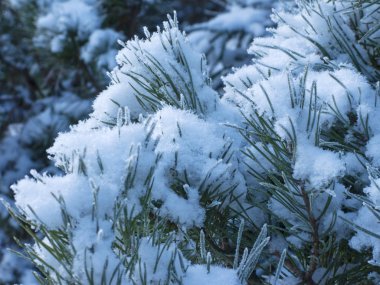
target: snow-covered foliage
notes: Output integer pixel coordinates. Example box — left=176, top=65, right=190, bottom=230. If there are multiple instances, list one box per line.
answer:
left=3, top=0, right=380, bottom=284
left=33, top=0, right=124, bottom=73
left=2, top=0, right=281, bottom=282
left=223, top=0, right=380, bottom=283
left=9, top=15, right=274, bottom=284
left=0, top=93, right=91, bottom=283
left=81, top=29, right=123, bottom=70
left=0, top=1, right=111, bottom=281
left=0, top=1, right=91, bottom=282
left=188, top=0, right=291, bottom=87
left=35, top=0, right=100, bottom=51
left=349, top=167, right=380, bottom=268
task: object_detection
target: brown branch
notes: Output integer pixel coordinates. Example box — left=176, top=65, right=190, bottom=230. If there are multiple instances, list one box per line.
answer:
left=300, top=185, right=319, bottom=285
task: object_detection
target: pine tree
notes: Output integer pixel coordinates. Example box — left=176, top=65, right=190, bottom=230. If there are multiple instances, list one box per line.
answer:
left=5, top=0, right=380, bottom=284
left=0, top=0, right=218, bottom=283
left=8, top=14, right=276, bottom=284
left=223, top=0, right=380, bottom=283
left=1, top=0, right=279, bottom=282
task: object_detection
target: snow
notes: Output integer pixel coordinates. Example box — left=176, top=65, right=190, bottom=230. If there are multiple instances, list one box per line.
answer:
left=11, top=18, right=248, bottom=283
left=32, top=0, right=123, bottom=74
left=42, top=106, right=245, bottom=228
left=183, top=265, right=241, bottom=285
left=35, top=0, right=101, bottom=52
left=135, top=238, right=186, bottom=283
left=187, top=0, right=283, bottom=87
left=223, top=0, right=380, bottom=277
left=5, top=0, right=380, bottom=283
left=367, top=134, right=380, bottom=167
left=91, top=17, right=221, bottom=124
left=81, top=29, right=124, bottom=70
left=197, top=5, right=271, bottom=35
left=293, top=141, right=345, bottom=189
left=14, top=173, right=94, bottom=229
left=92, top=81, right=147, bottom=122
left=350, top=177, right=380, bottom=266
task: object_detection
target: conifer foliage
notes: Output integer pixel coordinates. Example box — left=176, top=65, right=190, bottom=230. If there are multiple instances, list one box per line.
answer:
left=9, top=14, right=264, bottom=284
left=0, top=0, right=278, bottom=283
left=3, top=0, right=380, bottom=284
left=223, top=0, right=380, bottom=283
